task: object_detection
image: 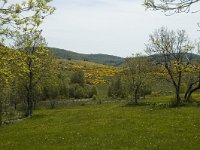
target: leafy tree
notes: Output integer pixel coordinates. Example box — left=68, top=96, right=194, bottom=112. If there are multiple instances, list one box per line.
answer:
left=125, top=55, right=150, bottom=104
left=2, top=0, right=56, bottom=117
left=0, top=1, right=55, bottom=120
left=0, top=0, right=55, bottom=119
left=145, top=27, right=194, bottom=105
left=143, top=0, right=200, bottom=101
left=0, top=0, right=55, bottom=45
left=14, top=30, right=56, bottom=117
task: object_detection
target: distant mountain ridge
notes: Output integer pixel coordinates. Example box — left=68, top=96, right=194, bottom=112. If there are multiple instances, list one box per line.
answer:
left=48, top=47, right=125, bottom=66
left=149, top=53, right=200, bottom=62
left=48, top=47, right=200, bottom=66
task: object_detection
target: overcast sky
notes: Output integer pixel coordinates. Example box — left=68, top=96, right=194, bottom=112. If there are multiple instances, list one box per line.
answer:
left=41, top=0, right=200, bottom=57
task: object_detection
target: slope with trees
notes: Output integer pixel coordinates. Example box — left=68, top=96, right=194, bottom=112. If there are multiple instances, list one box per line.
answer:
left=49, top=47, right=125, bottom=66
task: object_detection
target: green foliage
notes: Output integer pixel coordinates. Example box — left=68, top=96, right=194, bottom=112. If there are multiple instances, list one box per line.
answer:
left=74, top=85, right=85, bottom=99
left=69, top=84, right=98, bottom=99
left=0, top=46, right=22, bottom=88
left=71, top=70, right=85, bottom=87
left=0, top=0, right=55, bottom=45
left=0, top=45, right=24, bottom=124
left=108, top=76, right=128, bottom=98
left=43, top=84, right=59, bottom=100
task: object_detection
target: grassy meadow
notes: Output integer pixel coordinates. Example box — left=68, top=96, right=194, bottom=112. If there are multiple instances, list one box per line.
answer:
left=1, top=100, right=200, bottom=150
left=1, top=1, right=200, bottom=150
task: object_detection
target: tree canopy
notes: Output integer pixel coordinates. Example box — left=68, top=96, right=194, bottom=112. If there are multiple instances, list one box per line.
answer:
left=0, top=0, right=55, bottom=45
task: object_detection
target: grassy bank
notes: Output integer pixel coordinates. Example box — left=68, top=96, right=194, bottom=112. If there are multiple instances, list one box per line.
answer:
left=0, top=103, right=200, bottom=150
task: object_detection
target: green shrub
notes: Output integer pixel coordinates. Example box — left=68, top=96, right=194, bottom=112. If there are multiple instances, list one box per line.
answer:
left=71, top=71, right=85, bottom=87
left=108, top=77, right=128, bottom=98
left=92, top=95, right=97, bottom=101
left=74, top=86, right=85, bottom=99
left=87, top=86, right=98, bottom=98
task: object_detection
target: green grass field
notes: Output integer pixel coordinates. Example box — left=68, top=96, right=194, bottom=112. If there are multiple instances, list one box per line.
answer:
left=0, top=102, right=200, bottom=150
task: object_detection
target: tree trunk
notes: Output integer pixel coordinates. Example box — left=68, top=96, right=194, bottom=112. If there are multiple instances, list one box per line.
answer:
left=186, top=91, right=192, bottom=103
left=14, top=102, right=17, bottom=110
left=27, top=79, right=33, bottom=117
left=175, top=87, right=181, bottom=106
left=134, top=88, right=139, bottom=104
left=0, top=100, right=2, bottom=126
left=26, top=66, right=33, bottom=117
left=185, top=76, right=200, bottom=103
left=26, top=90, right=33, bottom=118
left=26, top=92, right=31, bottom=117
left=25, top=55, right=34, bottom=118
left=185, top=86, right=200, bottom=102
left=184, top=84, right=192, bottom=102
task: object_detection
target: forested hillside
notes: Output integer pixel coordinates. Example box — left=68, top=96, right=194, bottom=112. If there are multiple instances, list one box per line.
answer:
left=48, top=47, right=125, bottom=66
left=149, top=53, right=200, bottom=62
